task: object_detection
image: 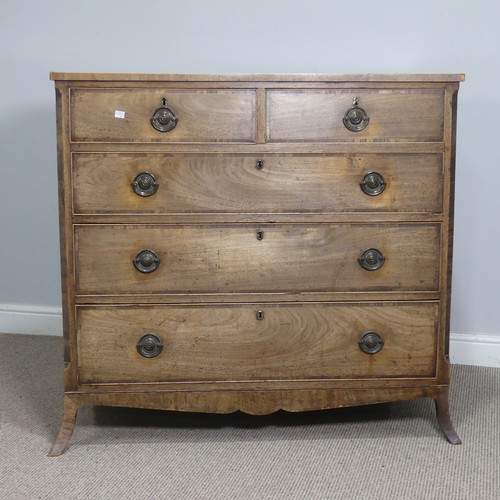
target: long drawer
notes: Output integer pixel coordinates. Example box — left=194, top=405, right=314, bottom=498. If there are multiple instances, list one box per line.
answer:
left=77, top=302, right=438, bottom=384
left=267, top=89, right=444, bottom=142
left=72, top=153, right=443, bottom=214
left=74, top=223, right=440, bottom=295
left=70, top=89, right=256, bottom=142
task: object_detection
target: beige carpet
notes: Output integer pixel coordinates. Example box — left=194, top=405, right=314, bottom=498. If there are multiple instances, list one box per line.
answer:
left=0, top=333, right=498, bottom=499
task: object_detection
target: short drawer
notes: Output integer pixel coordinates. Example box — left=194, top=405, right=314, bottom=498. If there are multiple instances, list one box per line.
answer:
left=267, top=90, right=444, bottom=142
left=74, top=223, right=440, bottom=295
left=72, top=153, right=443, bottom=214
left=77, top=302, right=438, bottom=384
left=70, top=88, right=256, bottom=142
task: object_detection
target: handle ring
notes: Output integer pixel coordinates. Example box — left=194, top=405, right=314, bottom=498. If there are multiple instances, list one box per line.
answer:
left=132, top=172, right=159, bottom=197
left=134, top=249, right=160, bottom=273
left=343, top=97, right=370, bottom=132
left=137, top=334, right=163, bottom=358
left=151, top=97, right=178, bottom=132
left=360, top=171, right=386, bottom=196
left=358, top=248, right=385, bottom=271
left=359, top=332, right=384, bottom=354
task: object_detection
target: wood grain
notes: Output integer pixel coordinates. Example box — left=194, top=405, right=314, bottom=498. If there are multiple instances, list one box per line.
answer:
left=77, top=302, right=438, bottom=384
left=267, top=90, right=444, bottom=142
left=51, top=72, right=465, bottom=82
left=66, top=386, right=447, bottom=416
left=50, top=73, right=463, bottom=453
left=71, top=89, right=256, bottom=143
left=74, top=223, right=440, bottom=295
left=47, top=395, right=79, bottom=457
left=72, top=153, right=443, bottom=215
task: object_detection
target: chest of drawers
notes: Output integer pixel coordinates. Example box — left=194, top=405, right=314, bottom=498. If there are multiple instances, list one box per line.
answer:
left=48, top=73, right=464, bottom=455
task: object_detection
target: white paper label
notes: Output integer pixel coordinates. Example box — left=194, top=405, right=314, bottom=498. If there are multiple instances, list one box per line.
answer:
left=114, top=110, right=125, bottom=119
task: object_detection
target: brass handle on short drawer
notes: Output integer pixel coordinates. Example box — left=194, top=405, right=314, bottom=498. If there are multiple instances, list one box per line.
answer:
left=137, top=334, right=163, bottom=358
left=358, top=248, right=385, bottom=271
left=151, top=97, right=178, bottom=132
left=132, top=172, right=159, bottom=197
left=343, top=97, right=369, bottom=132
left=360, top=171, right=386, bottom=196
left=134, top=249, right=160, bottom=273
left=359, top=332, right=384, bottom=354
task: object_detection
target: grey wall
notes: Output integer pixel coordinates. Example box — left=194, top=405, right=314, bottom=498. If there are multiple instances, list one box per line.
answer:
left=0, top=0, right=497, bottom=335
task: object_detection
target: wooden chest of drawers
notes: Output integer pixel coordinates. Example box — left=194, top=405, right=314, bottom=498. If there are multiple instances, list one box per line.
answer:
left=49, top=73, right=464, bottom=455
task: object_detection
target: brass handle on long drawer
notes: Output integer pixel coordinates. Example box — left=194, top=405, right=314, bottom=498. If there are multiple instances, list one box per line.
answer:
left=358, top=248, right=385, bottom=271
left=359, top=332, right=384, bottom=354
left=137, top=334, right=163, bottom=358
left=134, top=249, right=160, bottom=273
left=343, top=97, right=369, bottom=132
left=132, top=172, right=159, bottom=197
left=151, top=97, right=178, bottom=132
left=360, top=171, right=386, bottom=196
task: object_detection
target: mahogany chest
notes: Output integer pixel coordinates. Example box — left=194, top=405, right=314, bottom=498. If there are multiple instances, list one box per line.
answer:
left=49, top=73, right=464, bottom=455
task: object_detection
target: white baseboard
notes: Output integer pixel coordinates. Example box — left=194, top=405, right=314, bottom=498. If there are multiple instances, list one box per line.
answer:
left=449, top=332, right=500, bottom=368
left=1, top=303, right=499, bottom=367
left=0, top=303, right=63, bottom=337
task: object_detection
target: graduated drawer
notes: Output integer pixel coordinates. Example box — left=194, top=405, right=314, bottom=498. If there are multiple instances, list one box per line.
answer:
left=74, top=223, right=440, bottom=295
left=267, top=89, right=444, bottom=142
left=72, top=153, right=443, bottom=214
left=70, top=88, right=256, bottom=142
left=76, top=302, right=438, bottom=384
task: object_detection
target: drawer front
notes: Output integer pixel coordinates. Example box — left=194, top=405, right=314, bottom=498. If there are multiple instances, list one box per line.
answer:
left=267, top=90, right=444, bottom=142
left=70, top=89, right=256, bottom=142
left=73, top=153, right=443, bottom=214
left=77, top=302, right=438, bottom=384
left=75, top=223, right=440, bottom=294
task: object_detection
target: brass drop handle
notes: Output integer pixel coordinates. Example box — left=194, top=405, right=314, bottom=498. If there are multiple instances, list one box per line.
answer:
left=358, top=248, right=385, bottom=271
left=360, top=171, right=386, bottom=196
left=132, top=172, right=159, bottom=197
left=137, top=334, right=163, bottom=358
left=134, top=249, right=160, bottom=273
left=343, top=97, right=370, bottom=132
left=359, top=332, right=384, bottom=354
left=256, top=159, right=264, bottom=170
left=151, top=97, right=178, bottom=132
